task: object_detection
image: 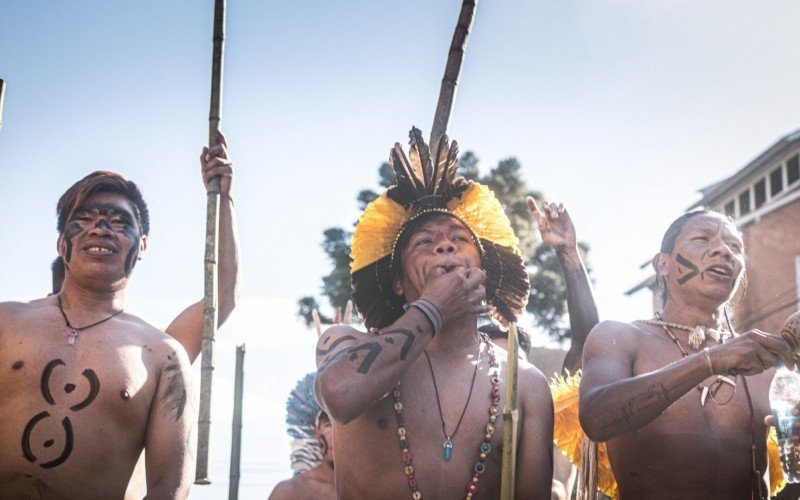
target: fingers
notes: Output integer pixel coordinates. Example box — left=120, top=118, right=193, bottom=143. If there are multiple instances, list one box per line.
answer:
left=464, top=267, right=487, bottom=289
left=748, top=330, right=795, bottom=368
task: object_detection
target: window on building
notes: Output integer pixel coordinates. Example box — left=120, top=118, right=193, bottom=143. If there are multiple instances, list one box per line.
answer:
left=754, top=178, right=767, bottom=208
left=739, top=189, right=751, bottom=216
left=724, top=200, right=735, bottom=217
left=789, top=154, right=800, bottom=186
left=770, top=166, right=784, bottom=196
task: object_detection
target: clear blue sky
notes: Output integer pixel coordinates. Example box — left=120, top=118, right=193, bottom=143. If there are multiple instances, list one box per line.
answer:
left=2, top=1, right=800, bottom=497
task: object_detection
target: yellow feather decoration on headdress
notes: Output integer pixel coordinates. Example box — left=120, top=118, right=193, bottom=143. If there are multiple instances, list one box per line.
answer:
left=549, top=373, right=787, bottom=498
left=351, top=183, right=520, bottom=273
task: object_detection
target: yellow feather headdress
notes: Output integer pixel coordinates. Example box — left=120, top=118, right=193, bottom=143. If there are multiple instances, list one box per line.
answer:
left=350, top=127, right=530, bottom=329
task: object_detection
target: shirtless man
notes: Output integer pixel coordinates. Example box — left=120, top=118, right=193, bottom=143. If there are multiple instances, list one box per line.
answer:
left=315, top=129, right=554, bottom=499
left=47, top=131, right=240, bottom=362
left=269, top=411, right=335, bottom=500
left=1, top=172, right=196, bottom=498
left=579, top=210, right=798, bottom=499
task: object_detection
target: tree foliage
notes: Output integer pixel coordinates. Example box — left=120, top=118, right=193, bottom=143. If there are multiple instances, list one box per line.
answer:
left=298, top=153, right=591, bottom=343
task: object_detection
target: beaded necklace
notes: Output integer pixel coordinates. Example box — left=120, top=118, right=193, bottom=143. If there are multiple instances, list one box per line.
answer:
left=392, top=332, right=500, bottom=500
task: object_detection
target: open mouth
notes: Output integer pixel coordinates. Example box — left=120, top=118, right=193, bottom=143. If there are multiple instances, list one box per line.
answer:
left=83, top=244, right=117, bottom=255
left=705, top=264, right=733, bottom=278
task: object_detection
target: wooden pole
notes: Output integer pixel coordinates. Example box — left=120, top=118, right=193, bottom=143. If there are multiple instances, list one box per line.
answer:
left=0, top=79, right=7, bottom=132
left=228, top=344, right=245, bottom=500
left=196, top=0, right=226, bottom=484
left=429, top=0, right=478, bottom=149
left=500, top=323, right=520, bottom=500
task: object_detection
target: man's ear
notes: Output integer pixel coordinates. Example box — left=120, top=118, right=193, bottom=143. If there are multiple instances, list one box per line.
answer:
left=56, top=234, right=66, bottom=259
left=652, top=253, right=669, bottom=281
left=137, top=235, right=148, bottom=260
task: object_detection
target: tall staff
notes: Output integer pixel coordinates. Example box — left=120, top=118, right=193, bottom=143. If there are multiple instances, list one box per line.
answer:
left=196, top=0, right=226, bottom=484
left=429, top=0, right=478, bottom=149
left=500, top=323, right=520, bottom=499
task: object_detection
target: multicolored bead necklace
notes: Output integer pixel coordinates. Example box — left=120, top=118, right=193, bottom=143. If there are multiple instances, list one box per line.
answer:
left=392, top=332, right=501, bottom=499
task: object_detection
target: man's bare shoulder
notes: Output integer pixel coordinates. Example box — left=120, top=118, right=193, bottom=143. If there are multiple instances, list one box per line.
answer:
left=316, top=323, right=370, bottom=352
left=585, top=320, right=643, bottom=350
left=269, top=473, right=334, bottom=500
left=120, top=313, right=191, bottom=364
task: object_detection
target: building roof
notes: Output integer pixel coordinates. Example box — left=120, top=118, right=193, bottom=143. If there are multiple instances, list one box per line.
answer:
left=688, top=127, right=800, bottom=210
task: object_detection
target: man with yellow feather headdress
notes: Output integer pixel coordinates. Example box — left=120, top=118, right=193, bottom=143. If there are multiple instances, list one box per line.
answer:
left=314, top=127, right=595, bottom=499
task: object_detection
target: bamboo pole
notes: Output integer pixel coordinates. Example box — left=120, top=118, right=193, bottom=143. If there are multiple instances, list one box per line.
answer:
left=196, top=0, right=226, bottom=484
left=500, top=323, right=520, bottom=500
left=0, top=79, right=6, bottom=132
left=429, top=0, right=478, bottom=149
left=228, top=344, right=246, bottom=500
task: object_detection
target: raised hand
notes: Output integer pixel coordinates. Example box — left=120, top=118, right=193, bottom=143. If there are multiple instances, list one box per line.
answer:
left=527, top=196, right=576, bottom=251
left=200, top=131, right=234, bottom=197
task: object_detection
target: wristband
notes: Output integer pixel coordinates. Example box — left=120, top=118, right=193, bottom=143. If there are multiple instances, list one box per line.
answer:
left=404, top=300, right=443, bottom=337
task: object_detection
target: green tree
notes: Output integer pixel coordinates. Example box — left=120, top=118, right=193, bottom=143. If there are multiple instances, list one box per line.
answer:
left=298, top=153, right=591, bottom=343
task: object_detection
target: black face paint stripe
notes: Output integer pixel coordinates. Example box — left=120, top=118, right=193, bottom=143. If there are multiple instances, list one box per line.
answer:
left=123, top=240, right=140, bottom=277
left=39, top=417, right=74, bottom=469
left=41, top=359, right=65, bottom=405
left=676, top=253, right=701, bottom=285
left=69, top=369, right=99, bottom=411
left=21, top=411, right=49, bottom=462
left=63, top=222, right=82, bottom=265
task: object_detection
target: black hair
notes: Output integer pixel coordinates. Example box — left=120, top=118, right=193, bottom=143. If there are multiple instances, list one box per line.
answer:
left=51, top=256, right=65, bottom=295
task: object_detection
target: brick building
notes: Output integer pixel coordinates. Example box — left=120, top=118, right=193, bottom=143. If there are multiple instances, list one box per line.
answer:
left=627, top=127, right=800, bottom=333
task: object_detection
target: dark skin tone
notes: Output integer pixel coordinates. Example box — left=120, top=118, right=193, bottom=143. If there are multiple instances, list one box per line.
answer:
left=0, top=192, right=195, bottom=499
left=315, top=214, right=554, bottom=499
left=269, top=416, right=336, bottom=500
left=579, top=214, right=798, bottom=499
left=527, top=197, right=598, bottom=374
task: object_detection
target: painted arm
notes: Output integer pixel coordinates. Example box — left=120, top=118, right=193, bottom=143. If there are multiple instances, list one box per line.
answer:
left=315, top=268, right=488, bottom=425
left=144, top=340, right=196, bottom=498
left=515, top=364, right=555, bottom=499
left=527, top=198, right=598, bottom=374
left=579, top=321, right=793, bottom=442
left=167, top=131, right=240, bottom=363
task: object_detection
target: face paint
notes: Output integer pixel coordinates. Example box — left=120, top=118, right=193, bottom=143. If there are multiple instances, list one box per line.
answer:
left=62, top=222, right=82, bottom=266
left=63, top=201, right=142, bottom=276
left=676, top=253, right=703, bottom=285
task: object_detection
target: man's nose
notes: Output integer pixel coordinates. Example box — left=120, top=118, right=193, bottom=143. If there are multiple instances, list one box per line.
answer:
left=89, top=219, right=114, bottom=236
left=435, top=240, right=455, bottom=254
left=708, top=238, right=733, bottom=260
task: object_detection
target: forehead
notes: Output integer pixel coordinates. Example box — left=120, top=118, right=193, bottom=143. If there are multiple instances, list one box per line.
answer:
left=72, top=192, right=137, bottom=217
left=679, top=214, right=741, bottom=241
left=412, top=214, right=472, bottom=235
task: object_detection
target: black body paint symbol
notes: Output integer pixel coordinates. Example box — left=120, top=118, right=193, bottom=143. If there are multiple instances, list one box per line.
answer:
left=381, top=328, right=415, bottom=361
left=676, top=253, right=703, bottom=285
left=22, top=359, right=99, bottom=468
left=162, top=362, right=187, bottom=421
left=315, top=335, right=357, bottom=356
left=348, top=344, right=383, bottom=374
left=13, top=360, right=24, bottom=370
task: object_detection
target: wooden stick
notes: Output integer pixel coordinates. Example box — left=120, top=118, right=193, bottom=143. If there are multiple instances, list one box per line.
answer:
left=0, top=79, right=6, bottom=132
left=500, top=323, right=520, bottom=500
left=312, top=309, right=323, bottom=337
left=228, top=344, right=246, bottom=500
left=429, top=0, right=478, bottom=148
left=196, top=0, right=226, bottom=484
left=343, top=300, right=353, bottom=325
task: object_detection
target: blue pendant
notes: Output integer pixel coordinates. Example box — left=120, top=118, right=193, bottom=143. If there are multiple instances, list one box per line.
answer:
left=443, top=439, right=453, bottom=462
